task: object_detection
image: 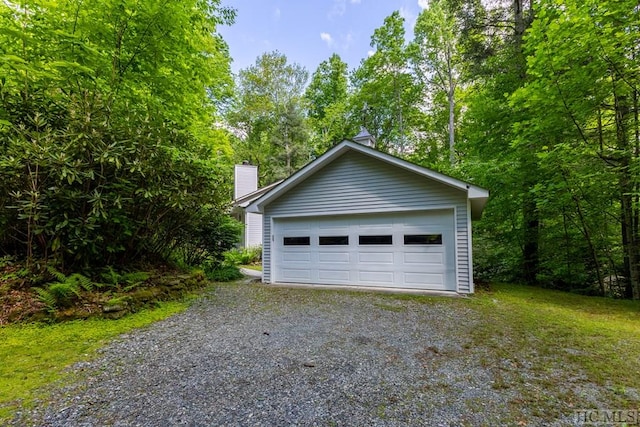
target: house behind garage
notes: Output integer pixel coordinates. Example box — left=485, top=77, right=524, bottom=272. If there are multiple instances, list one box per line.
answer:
left=245, top=129, right=489, bottom=294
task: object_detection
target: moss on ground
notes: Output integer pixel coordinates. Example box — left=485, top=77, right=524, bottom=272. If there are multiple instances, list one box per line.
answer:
left=0, top=301, right=189, bottom=422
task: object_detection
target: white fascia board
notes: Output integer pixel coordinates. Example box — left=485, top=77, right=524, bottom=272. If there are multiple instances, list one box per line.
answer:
left=467, top=185, right=490, bottom=220
left=247, top=140, right=352, bottom=213
left=235, top=180, right=283, bottom=209
left=355, top=144, right=488, bottom=197
left=468, top=185, right=490, bottom=199
left=247, top=139, right=490, bottom=216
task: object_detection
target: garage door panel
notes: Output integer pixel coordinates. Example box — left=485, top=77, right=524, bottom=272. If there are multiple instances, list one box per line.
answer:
left=359, top=271, right=395, bottom=284
left=318, top=270, right=350, bottom=281
left=318, top=252, right=350, bottom=263
left=281, top=269, right=312, bottom=280
left=402, top=215, right=450, bottom=227
left=281, top=224, right=311, bottom=234
left=318, top=223, right=349, bottom=232
left=403, top=252, right=444, bottom=265
left=273, top=211, right=456, bottom=291
left=282, top=251, right=311, bottom=262
left=358, top=252, right=394, bottom=264
left=357, top=221, right=393, bottom=234
left=403, top=272, right=444, bottom=286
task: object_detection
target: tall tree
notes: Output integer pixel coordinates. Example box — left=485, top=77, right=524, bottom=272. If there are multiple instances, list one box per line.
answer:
left=412, top=0, right=463, bottom=165
left=0, top=0, right=235, bottom=269
left=270, top=102, right=310, bottom=177
left=457, top=0, right=539, bottom=284
left=304, top=54, right=356, bottom=153
left=305, top=54, right=349, bottom=122
left=351, top=11, right=421, bottom=154
left=513, top=0, right=640, bottom=298
left=228, top=51, right=310, bottom=184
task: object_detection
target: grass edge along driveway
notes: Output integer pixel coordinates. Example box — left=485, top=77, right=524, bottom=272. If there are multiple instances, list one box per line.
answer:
left=1, top=283, right=639, bottom=423
left=0, top=301, right=189, bottom=421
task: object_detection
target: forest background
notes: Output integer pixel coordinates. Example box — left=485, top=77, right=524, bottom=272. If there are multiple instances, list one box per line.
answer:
left=1, top=0, right=638, bottom=300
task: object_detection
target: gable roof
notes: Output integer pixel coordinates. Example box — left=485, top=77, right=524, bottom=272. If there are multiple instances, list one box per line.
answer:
left=233, top=179, right=283, bottom=208
left=247, top=139, right=489, bottom=219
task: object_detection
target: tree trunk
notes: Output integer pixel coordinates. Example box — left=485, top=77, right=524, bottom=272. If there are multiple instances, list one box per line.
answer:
left=448, top=86, right=455, bottom=165
left=621, top=185, right=640, bottom=299
left=614, top=76, right=640, bottom=299
left=514, top=0, right=539, bottom=284
left=522, top=181, right=539, bottom=284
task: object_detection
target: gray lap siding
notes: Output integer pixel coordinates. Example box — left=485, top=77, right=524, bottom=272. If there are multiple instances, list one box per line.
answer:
left=262, top=151, right=472, bottom=293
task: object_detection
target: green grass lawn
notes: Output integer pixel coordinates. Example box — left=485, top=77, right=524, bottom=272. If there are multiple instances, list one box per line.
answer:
left=474, top=284, right=640, bottom=385
left=464, top=284, right=640, bottom=415
left=0, top=301, right=189, bottom=422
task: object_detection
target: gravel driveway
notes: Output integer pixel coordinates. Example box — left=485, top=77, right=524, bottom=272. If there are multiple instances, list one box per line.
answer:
left=14, top=281, right=586, bottom=426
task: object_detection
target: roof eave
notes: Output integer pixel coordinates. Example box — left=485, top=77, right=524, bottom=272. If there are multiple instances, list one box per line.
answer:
left=247, top=139, right=490, bottom=217
left=234, top=180, right=284, bottom=209
left=247, top=140, right=352, bottom=213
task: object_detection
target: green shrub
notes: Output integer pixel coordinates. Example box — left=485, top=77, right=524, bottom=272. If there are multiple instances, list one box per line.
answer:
left=66, top=273, right=95, bottom=292
left=173, top=212, right=243, bottom=267
left=201, top=260, right=243, bottom=282
left=121, top=271, right=151, bottom=291
left=223, top=246, right=262, bottom=266
left=98, top=268, right=150, bottom=290
left=36, top=282, right=79, bottom=311
left=0, top=0, right=234, bottom=272
left=100, top=266, right=122, bottom=287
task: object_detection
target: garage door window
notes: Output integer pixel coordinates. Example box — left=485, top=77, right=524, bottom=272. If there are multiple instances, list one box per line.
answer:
left=319, top=236, right=349, bottom=245
left=359, top=235, right=393, bottom=245
left=283, top=236, right=310, bottom=245
left=404, top=234, right=442, bottom=245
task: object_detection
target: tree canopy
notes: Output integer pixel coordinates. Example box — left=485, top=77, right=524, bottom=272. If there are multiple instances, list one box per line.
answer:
left=0, top=0, right=236, bottom=270
left=2, top=0, right=639, bottom=299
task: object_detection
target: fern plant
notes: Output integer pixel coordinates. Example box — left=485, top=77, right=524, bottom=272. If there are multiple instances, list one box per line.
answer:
left=121, top=271, right=151, bottom=292
left=35, top=287, right=58, bottom=313
left=67, top=273, right=94, bottom=292
left=101, top=266, right=121, bottom=287
left=46, top=265, right=67, bottom=282
left=36, top=271, right=94, bottom=312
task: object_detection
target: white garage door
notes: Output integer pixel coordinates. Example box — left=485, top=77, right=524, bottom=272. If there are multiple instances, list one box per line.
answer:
left=273, top=210, right=456, bottom=291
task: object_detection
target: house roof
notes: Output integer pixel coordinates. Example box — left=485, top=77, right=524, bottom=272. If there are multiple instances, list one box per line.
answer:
left=233, top=179, right=283, bottom=208
left=246, top=139, right=490, bottom=220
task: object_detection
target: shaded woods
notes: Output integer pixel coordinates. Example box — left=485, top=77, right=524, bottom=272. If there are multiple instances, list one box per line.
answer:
left=1, top=0, right=639, bottom=299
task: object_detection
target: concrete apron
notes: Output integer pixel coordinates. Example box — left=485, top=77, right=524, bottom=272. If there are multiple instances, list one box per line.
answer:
left=262, top=282, right=465, bottom=297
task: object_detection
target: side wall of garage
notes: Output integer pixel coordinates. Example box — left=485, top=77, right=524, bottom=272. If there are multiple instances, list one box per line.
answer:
left=262, top=151, right=472, bottom=293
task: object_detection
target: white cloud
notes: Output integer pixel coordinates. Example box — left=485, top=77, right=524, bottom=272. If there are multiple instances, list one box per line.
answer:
left=418, top=0, right=429, bottom=9
left=400, top=6, right=417, bottom=32
left=273, top=7, right=281, bottom=19
left=343, top=32, right=354, bottom=50
left=351, top=0, right=362, bottom=3
left=367, top=49, right=375, bottom=57
left=328, top=0, right=346, bottom=18
left=320, top=32, right=334, bottom=47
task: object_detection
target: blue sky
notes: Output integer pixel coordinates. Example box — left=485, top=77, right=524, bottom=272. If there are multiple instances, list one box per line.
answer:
left=219, top=0, right=429, bottom=76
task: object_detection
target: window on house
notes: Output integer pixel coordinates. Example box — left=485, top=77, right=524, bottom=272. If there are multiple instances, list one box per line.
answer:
left=283, top=236, right=310, bottom=246
left=359, top=235, right=393, bottom=245
left=319, top=236, right=349, bottom=245
left=404, top=234, right=443, bottom=245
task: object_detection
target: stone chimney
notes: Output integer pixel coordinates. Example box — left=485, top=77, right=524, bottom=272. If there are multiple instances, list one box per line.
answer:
left=353, top=127, right=376, bottom=148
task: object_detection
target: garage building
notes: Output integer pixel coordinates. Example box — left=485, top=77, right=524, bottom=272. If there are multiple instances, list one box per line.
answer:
left=246, top=130, right=489, bottom=294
